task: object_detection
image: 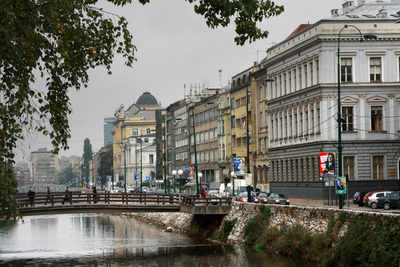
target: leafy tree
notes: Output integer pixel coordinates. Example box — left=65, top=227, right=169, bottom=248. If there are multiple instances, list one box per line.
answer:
left=0, top=0, right=284, bottom=220
left=60, top=166, right=77, bottom=185
left=97, top=147, right=113, bottom=187
left=83, top=138, right=93, bottom=180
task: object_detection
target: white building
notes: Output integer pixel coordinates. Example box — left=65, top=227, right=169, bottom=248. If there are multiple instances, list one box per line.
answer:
left=253, top=0, right=400, bottom=202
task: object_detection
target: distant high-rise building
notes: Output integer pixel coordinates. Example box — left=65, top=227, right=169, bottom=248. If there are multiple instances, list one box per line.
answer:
left=30, top=148, right=59, bottom=184
left=104, top=117, right=115, bottom=146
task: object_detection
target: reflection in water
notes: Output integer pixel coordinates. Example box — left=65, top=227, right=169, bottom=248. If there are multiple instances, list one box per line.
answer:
left=0, top=214, right=309, bottom=267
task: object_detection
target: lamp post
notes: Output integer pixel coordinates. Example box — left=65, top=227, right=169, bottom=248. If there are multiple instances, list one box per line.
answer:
left=337, top=25, right=377, bottom=209
left=178, top=169, right=183, bottom=193
left=198, top=172, right=203, bottom=192
left=190, top=105, right=200, bottom=196
left=172, top=170, right=177, bottom=193
left=231, top=171, right=236, bottom=198
left=163, top=120, right=167, bottom=194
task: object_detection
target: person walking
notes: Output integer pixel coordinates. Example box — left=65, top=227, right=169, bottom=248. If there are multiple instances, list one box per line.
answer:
left=200, top=188, right=206, bottom=198
left=27, top=190, right=36, bottom=207
left=62, top=187, right=72, bottom=205
left=92, top=186, right=97, bottom=203
left=45, top=186, right=52, bottom=205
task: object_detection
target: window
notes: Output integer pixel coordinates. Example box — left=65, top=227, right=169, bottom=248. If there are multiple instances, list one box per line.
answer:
left=149, top=154, right=154, bottom=164
left=341, top=58, right=352, bottom=82
left=370, top=57, right=381, bottom=82
left=232, top=135, right=236, bottom=147
left=342, top=106, right=354, bottom=131
left=236, top=99, right=240, bottom=108
left=199, top=112, right=204, bottom=125
left=132, top=128, right=138, bottom=136
left=260, top=111, right=263, bottom=128
left=231, top=116, right=235, bottom=128
left=240, top=97, right=246, bottom=106
left=231, top=98, right=235, bottom=108
left=146, top=127, right=151, bottom=134
left=204, top=110, right=209, bottom=122
left=372, top=156, right=384, bottom=180
left=371, top=106, right=382, bottom=131
left=259, top=86, right=263, bottom=100
left=236, top=118, right=241, bottom=128
left=237, top=137, right=241, bottom=146
left=343, top=156, right=354, bottom=180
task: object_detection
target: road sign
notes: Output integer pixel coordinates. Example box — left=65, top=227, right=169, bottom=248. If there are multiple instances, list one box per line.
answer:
left=146, top=176, right=150, bottom=181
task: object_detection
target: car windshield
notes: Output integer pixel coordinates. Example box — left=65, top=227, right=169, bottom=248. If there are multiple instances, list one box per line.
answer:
left=278, top=194, right=287, bottom=198
left=259, top=193, right=268, bottom=197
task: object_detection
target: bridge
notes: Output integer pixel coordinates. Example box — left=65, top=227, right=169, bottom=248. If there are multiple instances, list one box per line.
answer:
left=16, top=192, right=232, bottom=216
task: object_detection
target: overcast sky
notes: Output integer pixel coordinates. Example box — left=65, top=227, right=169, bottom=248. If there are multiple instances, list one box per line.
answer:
left=14, top=0, right=345, bottom=163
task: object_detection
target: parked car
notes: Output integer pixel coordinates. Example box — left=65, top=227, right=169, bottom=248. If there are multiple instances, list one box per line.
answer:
left=142, top=186, right=149, bottom=193
left=375, top=191, right=400, bottom=210
left=257, top=192, right=270, bottom=204
left=129, top=187, right=141, bottom=194
left=363, top=191, right=382, bottom=207
left=353, top=191, right=369, bottom=207
left=368, top=191, right=393, bottom=209
left=266, top=193, right=290, bottom=205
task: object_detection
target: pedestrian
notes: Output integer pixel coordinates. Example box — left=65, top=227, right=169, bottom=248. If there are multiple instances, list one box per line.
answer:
left=200, top=187, right=206, bottom=198
left=45, top=186, right=52, bottom=205
left=27, top=190, right=36, bottom=207
left=62, top=186, right=72, bottom=205
left=92, top=186, right=97, bottom=203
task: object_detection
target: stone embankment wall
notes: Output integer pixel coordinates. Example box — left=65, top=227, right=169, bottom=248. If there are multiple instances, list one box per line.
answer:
left=126, top=203, right=400, bottom=243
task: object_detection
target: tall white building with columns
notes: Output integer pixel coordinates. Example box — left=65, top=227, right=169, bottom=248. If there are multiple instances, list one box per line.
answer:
left=253, top=0, right=400, bottom=202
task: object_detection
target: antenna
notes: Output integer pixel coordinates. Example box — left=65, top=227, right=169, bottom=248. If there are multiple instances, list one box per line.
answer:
left=219, top=69, right=222, bottom=88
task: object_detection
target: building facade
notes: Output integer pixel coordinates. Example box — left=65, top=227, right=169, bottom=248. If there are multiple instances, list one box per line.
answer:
left=30, top=148, right=59, bottom=184
left=256, top=0, right=400, bottom=202
left=112, top=92, right=160, bottom=187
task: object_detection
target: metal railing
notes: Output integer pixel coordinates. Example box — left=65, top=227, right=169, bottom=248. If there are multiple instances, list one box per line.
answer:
left=181, top=195, right=232, bottom=206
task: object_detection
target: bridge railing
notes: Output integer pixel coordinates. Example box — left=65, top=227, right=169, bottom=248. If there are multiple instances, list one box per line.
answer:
left=16, top=192, right=180, bottom=207
left=181, top=195, right=232, bottom=206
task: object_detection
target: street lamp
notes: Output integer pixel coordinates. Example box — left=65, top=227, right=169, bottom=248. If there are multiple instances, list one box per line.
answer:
left=337, top=25, right=377, bottom=209
left=172, top=170, right=177, bottom=193
left=178, top=169, right=183, bottom=193
left=231, top=171, right=236, bottom=197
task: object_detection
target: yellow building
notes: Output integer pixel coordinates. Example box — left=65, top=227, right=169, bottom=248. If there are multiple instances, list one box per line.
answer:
left=230, top=66, right=258, bottom=180
left=112, top=92, right=160, bottom=187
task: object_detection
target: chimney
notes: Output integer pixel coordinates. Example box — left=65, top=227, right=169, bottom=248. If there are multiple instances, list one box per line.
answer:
left=342, top=1, right=354, bottom=13
left=377, top=10, right=388, bottom=18
left=254, top=61, right=258, bottom=66
left=331, top=9, right=339, bottom=18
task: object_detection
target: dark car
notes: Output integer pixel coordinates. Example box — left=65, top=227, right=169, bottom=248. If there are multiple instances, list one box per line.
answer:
left=375, top=191, right=400, bottom=210
left=353, top=191, right=369, bottom=207
left=266, top=193, right=290, bottom=205
left=257, top=193, right=270, bottom=204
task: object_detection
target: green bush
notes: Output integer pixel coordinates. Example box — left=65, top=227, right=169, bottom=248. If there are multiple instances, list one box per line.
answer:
left=213, top=218, right=237, bottom=243
left=243, top=205, right=272, bottom=245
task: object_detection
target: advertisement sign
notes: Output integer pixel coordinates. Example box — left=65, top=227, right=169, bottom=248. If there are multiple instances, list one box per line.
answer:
left=245, top=173, right=252, bottom=185
left=185, top=166, right=194, bottom=179
left=134, top=172, right=138, bottom=181
left=335, top=177, right=347, bottom=194
left=234, top=158, right=246, bottom=175
left=319, top=152, right=336, bottom=175
left=106, top=176, right=111, bottom=183
left=88, top=177, right=91, bottom=183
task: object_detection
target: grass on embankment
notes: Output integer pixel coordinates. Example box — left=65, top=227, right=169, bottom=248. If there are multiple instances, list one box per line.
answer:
left=242, top=205, right=400, bottom=266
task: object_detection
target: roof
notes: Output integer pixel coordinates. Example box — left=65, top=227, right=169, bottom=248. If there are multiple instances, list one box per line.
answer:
left=136, top=92, right=158, bottom=105
left=286, top=24, right=312, bottom=39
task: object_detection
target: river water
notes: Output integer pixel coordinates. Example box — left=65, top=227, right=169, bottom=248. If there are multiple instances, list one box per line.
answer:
left=0, top=213, right=307, bottom=266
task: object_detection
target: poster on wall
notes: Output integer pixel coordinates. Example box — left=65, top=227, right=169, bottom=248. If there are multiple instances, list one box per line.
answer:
left=319, top=152, right=336, bottom=175
left=234, top=158, right=246, bottom=175
left=335, top=177, right=347, bottom=194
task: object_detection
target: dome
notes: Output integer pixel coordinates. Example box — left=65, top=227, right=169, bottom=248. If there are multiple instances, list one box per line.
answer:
left=136, top=92, right=158, bottom=105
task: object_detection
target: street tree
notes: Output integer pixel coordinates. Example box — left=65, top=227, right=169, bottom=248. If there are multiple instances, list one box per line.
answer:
left=83, top=138, right=93, bottom=182
left=0, top=0, right=284, bottom=220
